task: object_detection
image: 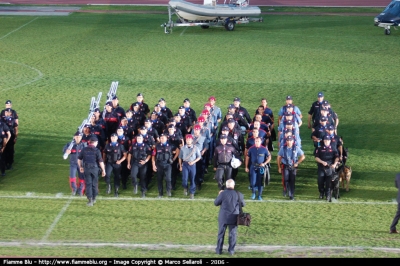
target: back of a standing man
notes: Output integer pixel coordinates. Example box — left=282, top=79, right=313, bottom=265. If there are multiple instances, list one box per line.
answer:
left=389, top=173, right=400, bottom=234
left=214, top=179, right=245, bottom=256
left=78, top=136, right=106, bottom=207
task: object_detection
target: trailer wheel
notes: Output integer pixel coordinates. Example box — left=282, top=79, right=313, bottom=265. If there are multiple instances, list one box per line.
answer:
left=225, top=20, right=235, bottom=31
left=385, top=28, right=391, bottom=35
left=201, top=25, right=210, bottom=29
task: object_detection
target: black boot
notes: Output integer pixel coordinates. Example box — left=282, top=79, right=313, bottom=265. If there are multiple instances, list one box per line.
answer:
left=87, top=198, right=93, bottom=207
left=319, top=192, right=324, bottom=199
left=106, top=183, right=111, bottom=194
left=326, top=189, right=332, bottom=202
left=114, top=187, right=119, bottom=197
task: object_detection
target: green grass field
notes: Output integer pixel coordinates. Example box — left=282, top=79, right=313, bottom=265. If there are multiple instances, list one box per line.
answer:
left=0, top=6, right=400, bottom=257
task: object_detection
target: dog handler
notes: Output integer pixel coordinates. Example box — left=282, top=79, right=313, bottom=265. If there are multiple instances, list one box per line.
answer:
left=314, top=135, right=339, bottom=202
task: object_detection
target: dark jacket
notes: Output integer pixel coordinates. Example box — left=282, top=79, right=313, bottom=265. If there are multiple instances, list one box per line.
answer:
left=214, top=189, right=245, bottom=225
left=396, top=173, right=400, bottom=203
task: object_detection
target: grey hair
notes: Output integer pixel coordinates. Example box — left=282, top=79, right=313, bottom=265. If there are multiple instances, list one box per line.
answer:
left=226, top=179, right=235, bottom=189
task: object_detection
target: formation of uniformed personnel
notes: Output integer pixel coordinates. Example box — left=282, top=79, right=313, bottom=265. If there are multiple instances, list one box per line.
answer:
left=64, top=89, right=349, bottom=202
left=78, top=136, right=106, bottom=206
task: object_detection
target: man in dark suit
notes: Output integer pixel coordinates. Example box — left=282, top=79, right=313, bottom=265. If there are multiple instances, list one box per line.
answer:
left=389, top=173, right=400, bottom=234
left=214, top=179, right=245, bottom=255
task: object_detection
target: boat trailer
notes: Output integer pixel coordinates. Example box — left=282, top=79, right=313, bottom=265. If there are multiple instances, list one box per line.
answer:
left=161, top=4, right=263, bottom=34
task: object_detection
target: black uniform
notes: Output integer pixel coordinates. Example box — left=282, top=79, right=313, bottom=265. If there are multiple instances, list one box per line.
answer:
left=315, top=144, right=339, bottom=200
left=103, top=110, right=120, bottom=141
left=161, top=106, right=173, bottom=119
left=2, top=116, right=17, bottom=169
left=154, top=142, right=174, bottom=196
left=0, top=122, right=10, bottom=176
left=103, top=142, right=126, bottom=196
left=146, top=126, right=160, bottom=143
left=311, top=125, right=328, bottom=152
left=185, top=107, right=197, bottom=125
left=141, top=133, right=156, bottom=188
left=131, top=102, right=150, bottom=117
left=0, top=108, right=18, bottom=121
left=128, top=142, right=152, bottom=196
left=175, top=120, right=188, bottom=138
left=155, top=111, right=169, bottom=126
left=117, top=135, right=131, bottom=189
left=167, top=133, right=183, bottom=190
left=78, top=144, right=104, bottom=201
left=213, top=143, right=241, bottom=189
left=126, top=118, right=139, bottom=136
left=113, top=105, right=126, bottom=120
left=308, top=100, right=323, bottom=126
left=179, top=114, right=192, bottom=137
left=90, top=123, right=106, bottom=151
left=151, top=119, right=165, bottom=136
left=131, top=109, right=146, bottom=127
left=236, top=106, right=252, bottom=124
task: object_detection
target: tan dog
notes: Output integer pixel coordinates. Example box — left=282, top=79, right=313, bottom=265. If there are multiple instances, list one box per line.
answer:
left=339, top=165, right=352, bottom=192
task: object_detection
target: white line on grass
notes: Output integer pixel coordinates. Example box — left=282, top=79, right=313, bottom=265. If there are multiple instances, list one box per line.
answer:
left=180, top=27, right=188, bottom=36
left=0, top=17, right=38, bottom=40
left=0, top=60, right=44, bottom=91
left=41, top=198, right=73, bottom=242
left=0, top=241, right=399, bottom=254
left=0, top=194, right=396, bottom=205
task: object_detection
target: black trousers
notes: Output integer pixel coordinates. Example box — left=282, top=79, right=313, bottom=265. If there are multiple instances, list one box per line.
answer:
left=130, top=161, right=147, bottom=192
left=171, top=159, right=180, bottom=189
left=105, top=162, right=121, bottom=188
left=282, top=165, right=297, bottom=197
left=145, top=161, right=153, bottom=188
left=120, top=161, right=129, bottom=187
left=0, top=151, right=5, bottom=174
left=84, top=167, right=99, bottom=200
left=215, top=164, right=232, bottom=190
left=195, top=158, right=205, bottom=185
left=317, top=167, right=331, bottom=196
left=156, top=162, right=172, bottom=195
left=4, top=135, right=15, bottom=167
left=390, top=203, right=400, bottom=231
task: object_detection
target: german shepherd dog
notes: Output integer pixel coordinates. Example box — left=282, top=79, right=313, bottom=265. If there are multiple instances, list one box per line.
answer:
left=339, top=165, right=352, bottom=192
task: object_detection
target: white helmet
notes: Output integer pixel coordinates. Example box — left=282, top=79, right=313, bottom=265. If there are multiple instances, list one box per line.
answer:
left=231, top=155, right=242, bottom=169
